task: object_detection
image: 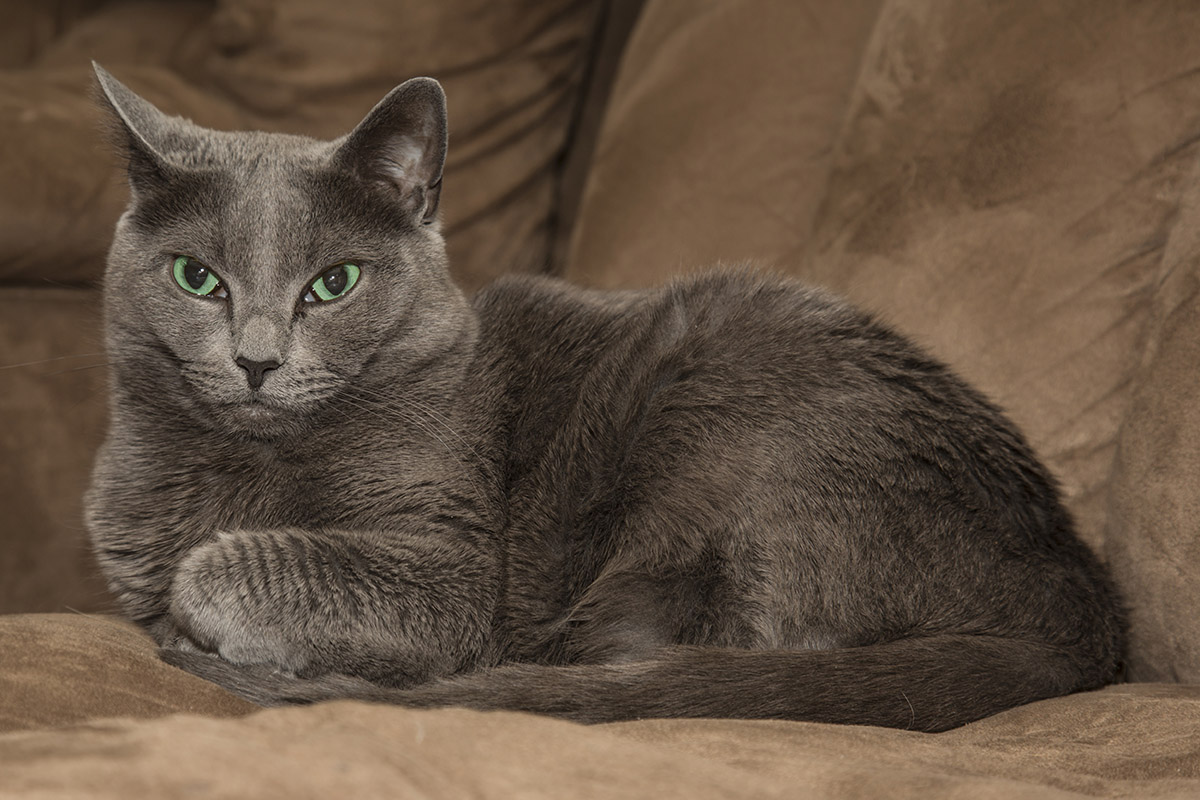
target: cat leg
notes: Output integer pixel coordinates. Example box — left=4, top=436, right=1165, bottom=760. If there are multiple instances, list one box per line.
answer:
left=168, top=526, right=496, bottom=686
left=556, top=570, right=682, bottom=664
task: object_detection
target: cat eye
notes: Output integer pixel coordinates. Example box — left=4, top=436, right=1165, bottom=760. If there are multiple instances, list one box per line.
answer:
left=303, top=263, right=361, bottom=303
left=172, top=256, right=227, bottom=299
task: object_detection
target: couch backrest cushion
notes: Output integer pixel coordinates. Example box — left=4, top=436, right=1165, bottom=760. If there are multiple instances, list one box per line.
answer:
left=196, top=0, right=604, bottom=289
left=1106, top=181, right=1200, bottom=682
left=0, top=0, right=606, bottom=290
left=563, top=0, right=883, bottom=288
left=564, top=0, right=1200, bottom=681
left=0, top=290, right=112, bottom=614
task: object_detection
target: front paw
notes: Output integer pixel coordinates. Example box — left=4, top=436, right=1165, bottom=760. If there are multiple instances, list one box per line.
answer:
left=170, top=530, right=310, bottom=674
left=160, top=648, right=293, bottom=706
left=161, top=648, right=386, bottom=707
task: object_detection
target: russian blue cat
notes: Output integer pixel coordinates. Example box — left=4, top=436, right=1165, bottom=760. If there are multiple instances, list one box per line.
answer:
left=86, top=64, right=1123, bottom=731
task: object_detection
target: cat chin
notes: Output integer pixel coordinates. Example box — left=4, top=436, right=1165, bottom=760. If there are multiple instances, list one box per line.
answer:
left=216, top=402, right=315, bottom=441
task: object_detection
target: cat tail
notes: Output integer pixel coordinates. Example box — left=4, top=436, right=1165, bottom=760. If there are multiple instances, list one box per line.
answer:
left=162, top=633, right=1113, bottom=732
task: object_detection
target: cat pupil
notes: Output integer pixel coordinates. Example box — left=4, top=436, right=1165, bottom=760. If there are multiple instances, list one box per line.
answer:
left=184, top=260, right=209, bottom=290
left=322, top=266, right=347, bottom=296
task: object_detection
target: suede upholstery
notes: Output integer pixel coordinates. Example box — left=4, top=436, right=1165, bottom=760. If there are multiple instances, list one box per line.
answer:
left=2, top=1, right=1199, bottom=797
left=3, top=617, right=1199, bottom=799
left=567, top=0, right=1200, bottom=683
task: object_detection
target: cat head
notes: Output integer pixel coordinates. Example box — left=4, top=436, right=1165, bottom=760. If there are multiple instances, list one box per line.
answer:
left=94, top=64, right=473, bottom=440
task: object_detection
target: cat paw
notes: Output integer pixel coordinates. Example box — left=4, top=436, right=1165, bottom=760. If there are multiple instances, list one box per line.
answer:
left=161, top=647, right=385, bottom=707
left=169, top=530, right=310, bottom=674
left=160, top=648, right=292, bottom=706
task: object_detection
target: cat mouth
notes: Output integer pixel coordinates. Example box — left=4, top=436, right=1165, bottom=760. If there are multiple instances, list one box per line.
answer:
left=237, top=386, right=292, bottom=409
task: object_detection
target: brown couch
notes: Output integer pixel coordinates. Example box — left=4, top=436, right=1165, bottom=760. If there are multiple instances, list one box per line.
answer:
left=3, top=1, right=1199, bottom=796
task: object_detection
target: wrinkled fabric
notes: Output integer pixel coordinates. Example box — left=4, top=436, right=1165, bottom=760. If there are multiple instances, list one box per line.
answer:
left=0, top=615, right=254, bottom=732
left=0, top=0, right=601, bottom=288
left=0, top=291, right=111, bottom=614
left=565, top=0, right=1200, bottom=681
left=3, top=0, right=1200, bottom=795
left=2, top=615, right=1199, bottom=799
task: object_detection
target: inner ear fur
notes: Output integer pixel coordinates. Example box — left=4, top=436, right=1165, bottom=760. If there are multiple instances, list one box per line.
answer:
left=92, top=62, right=176, bottom=192
left=333, top=77, right=449, bottom=225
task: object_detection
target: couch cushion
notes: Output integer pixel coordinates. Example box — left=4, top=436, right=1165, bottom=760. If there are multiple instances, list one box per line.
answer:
left=0, top=614, right=253, bottom=732
left=0, top=64, right=247, bottom=287
left=1106, top=178, right=1200, bottom=682
left=796, top=1, right=1200, bottom=552
left=0, top=1, right=108, bottom=69
left=1, top=613, right=1198, bottom=798
left=563, top=0, right=1200, bottom=680
left=0, top=289, right=111, bottom=614
left=562, top=0, right=883, bottom=288
left=0, top=0, right=607, bottom=289
left=194, top=0, right=606, bottom=288
left=799, top=1, right=1200, bottom=682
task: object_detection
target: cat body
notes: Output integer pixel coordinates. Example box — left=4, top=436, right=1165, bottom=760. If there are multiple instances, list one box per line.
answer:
left=86, top=66, right=1124, bottom=731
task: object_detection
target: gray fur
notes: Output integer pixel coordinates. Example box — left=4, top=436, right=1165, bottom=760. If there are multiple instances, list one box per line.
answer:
left=87, top=64, right=1124, bottom=731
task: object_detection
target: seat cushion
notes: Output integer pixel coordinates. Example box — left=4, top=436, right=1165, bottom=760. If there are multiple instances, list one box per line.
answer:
left=2, top=612, right=1199, bottom=798
left=0, top=614, right=253, bottom=732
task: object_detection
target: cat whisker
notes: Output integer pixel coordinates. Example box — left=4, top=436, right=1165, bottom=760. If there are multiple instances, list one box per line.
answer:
left=46, top=361, right=115, bottom=376
left=0, top=352, right=108, bottom=371
left=291, top=376, right=343, bottom=402
left=338, top=395, right=488, bottom=507
left=336, top=392, right=494, bottom=524
left=338, top=393, right=474, bottom=478
left=346, top=383, right=488, bottom=470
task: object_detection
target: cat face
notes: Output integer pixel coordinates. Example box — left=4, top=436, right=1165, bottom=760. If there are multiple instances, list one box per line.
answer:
left=95, top=66, right=472, bottom=439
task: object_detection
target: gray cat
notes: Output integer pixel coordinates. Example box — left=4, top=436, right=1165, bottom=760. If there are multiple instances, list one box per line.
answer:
left=85, top=64, right=1124, bottom=731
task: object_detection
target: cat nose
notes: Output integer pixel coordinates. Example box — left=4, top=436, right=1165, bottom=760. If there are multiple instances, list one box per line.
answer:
left=235, top=356, right=281, bottom=390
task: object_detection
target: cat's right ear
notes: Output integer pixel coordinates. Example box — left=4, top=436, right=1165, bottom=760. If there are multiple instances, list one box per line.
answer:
left=92, top=62, right=174, bottom=192
left=333, top=77, right=448, bottom=225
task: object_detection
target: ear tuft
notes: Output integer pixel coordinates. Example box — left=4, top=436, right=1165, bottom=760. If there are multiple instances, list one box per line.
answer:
left=334, top=77, right=448, bottom=225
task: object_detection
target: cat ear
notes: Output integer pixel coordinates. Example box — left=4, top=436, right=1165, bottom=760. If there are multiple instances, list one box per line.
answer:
left=333, top=77, right=448, bottom=225
left=92, top=62, right=174, bottom=191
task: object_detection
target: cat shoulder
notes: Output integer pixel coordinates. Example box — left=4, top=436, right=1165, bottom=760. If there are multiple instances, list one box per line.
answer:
left=474, top=267, right=852, bottom=316
left=473, top=273, right=643, bottom=314
left=471, top=267, right=887, bottom=350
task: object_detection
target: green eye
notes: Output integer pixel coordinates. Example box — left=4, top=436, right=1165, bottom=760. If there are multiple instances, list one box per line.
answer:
left=304, top=263, right=360, bottom=303
left=172, top=256, right=226, bottom=298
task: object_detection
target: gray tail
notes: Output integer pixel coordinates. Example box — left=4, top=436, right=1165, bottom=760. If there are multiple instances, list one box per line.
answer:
left=162, top=634, right=1115, bottom=732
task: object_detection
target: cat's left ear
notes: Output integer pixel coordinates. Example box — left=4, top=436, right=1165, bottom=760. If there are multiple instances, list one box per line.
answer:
left=334, top=78, right=448, bottom=225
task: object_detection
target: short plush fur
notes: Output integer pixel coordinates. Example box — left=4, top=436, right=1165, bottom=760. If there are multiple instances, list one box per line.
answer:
left=86, top=64, right=1124, bottom=731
